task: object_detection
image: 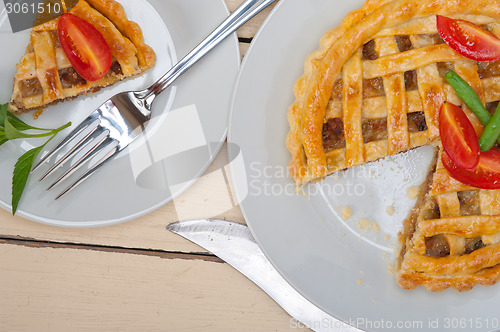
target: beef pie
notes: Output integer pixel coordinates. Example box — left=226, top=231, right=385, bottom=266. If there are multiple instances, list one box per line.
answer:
left=8, top=0, right=156, bottom=114
left=286, top=0, right=500, bottom=291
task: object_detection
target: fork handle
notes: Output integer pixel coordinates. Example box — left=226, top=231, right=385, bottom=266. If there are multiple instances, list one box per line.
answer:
left=141, top=0, right=276, bottom=101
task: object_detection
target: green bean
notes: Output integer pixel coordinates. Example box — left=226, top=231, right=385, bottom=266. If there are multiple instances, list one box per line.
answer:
left=479, top=102, right=500, bottom=151
left=445, top=70, right=492, bottom=124
left=445, top=70, right=500, bottom=146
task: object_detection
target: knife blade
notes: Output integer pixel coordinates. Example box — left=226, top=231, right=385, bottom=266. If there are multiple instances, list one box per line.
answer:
left=167, top=219, right=362, bottom=332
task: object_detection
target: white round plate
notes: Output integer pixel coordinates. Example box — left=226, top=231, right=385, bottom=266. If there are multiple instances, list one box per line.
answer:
left=228, top=0, right=500, bottom=331
left=0, top=0, right=239, bottom=227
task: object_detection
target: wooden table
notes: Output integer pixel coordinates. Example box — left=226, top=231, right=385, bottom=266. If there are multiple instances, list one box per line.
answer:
left=0, top=1, right=311, bottom=331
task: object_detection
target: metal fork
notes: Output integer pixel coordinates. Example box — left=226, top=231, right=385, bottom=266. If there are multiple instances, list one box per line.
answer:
left=32, top=0, right=276, bottom=200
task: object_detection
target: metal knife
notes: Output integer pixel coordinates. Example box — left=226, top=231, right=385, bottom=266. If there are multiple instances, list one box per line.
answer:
left=167, top=219, right=362, bottom=332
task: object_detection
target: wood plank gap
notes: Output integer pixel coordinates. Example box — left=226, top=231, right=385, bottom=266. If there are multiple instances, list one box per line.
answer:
left=238, top=37, right=253, bottom=44
left=0, top=237, right=224, bottom=263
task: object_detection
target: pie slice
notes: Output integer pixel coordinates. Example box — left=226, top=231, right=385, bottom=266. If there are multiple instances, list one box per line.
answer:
left=8, top=0, right=156, bottom=114
left=286, top=0, right=500, bottom=291
left=398, top=145, right=500, bottom=291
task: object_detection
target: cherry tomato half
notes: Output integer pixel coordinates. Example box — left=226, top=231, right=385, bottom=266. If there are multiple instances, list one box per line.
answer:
left=58, top=13, right=112, bottom=81
left=442, top=149, right=500, bottom=189
left=437, top=15, right=500, bottom=62
left=439, top=102, right=480, bottom=170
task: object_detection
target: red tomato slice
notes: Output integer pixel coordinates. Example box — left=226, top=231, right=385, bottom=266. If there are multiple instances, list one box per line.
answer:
left=58, top=13, right=112, bottom=81
left=442, top=149, right=500, bottom=189
left=437, top=15, right=500, bottom=62
left=439, top=102, right=480, bottom=170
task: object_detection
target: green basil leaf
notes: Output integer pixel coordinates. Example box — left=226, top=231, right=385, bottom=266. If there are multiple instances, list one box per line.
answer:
left=0, top=128, right=6, bottom=147
left=0, top=104, right=29, bottom=131
left=6, top=113, right=36, bottom=132
left=4, top=116, right=33, bottom=140
left=11, top=145, right=45, bottom=215
left=4, top=116, right=54, bottom=140
left=1, top=101, right=72, bottom=213
left=1, top=103, right=54, bottom=132
left=0, top=103, right=7, bottom=127
left=8, top=111, right=59, bottom=132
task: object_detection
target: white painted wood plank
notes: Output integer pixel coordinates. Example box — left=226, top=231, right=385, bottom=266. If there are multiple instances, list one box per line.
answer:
left=226, top=0, right=277, bottom=39
left=0, top=243, right=308, bottom=332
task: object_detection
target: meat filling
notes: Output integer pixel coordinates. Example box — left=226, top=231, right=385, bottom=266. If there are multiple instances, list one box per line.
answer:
left=457, top=191, right=480, bottom=216
left=362, top=118, right=387, bottom=143
left=464, top=238, right=486, bottom=254
left=362, top=39, right=378, bottom=60
left=363, top=77, right=385, bottom=98
left=59, top=67, right=87, bottom=88
left=323, top=118, right=346, bottom=151
left=404, top=70, right=418, bottom=91
left=395, top=35, right=413, bottom=52
left=422, top=197, right=441, bottom=221
left=478, top=61, right=500, bottom=79
left=425, top=234, right=450, bottom=257
left=20, top=78, right=43, bottom=97
left=407, top=111, right=428, bottom=132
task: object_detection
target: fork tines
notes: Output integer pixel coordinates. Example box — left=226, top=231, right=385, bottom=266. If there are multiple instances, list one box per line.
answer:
left=32, top=110, right=121, bottom=200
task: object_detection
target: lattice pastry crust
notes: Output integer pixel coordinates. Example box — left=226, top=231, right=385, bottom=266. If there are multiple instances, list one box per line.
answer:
left=8, top=0, right=156, bottom=114
left=398, top=146, right=500, bottom=291
left=286, top=0, right=500, bottom=291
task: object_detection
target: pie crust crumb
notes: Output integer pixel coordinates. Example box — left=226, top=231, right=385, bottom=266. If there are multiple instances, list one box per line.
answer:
left=342, top=206, right=352, bottom=220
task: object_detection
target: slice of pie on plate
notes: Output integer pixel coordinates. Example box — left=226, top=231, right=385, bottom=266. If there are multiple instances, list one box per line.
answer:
left=8, top=0, right=156, bottom=114
left=286, top=0, right=500, bottom=291
left=398, top=146, right=500, bottom=291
